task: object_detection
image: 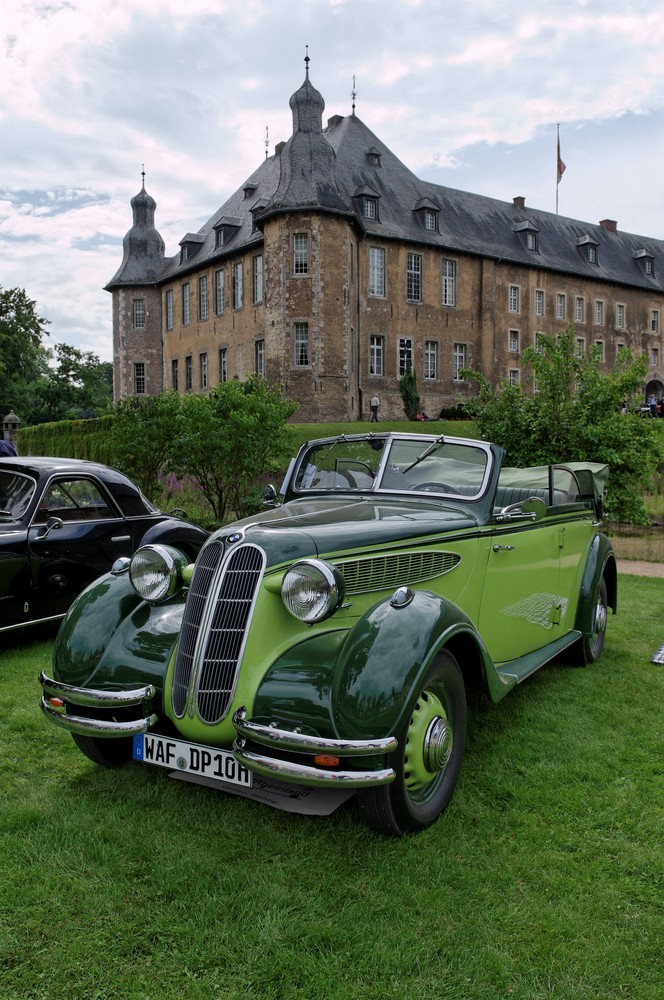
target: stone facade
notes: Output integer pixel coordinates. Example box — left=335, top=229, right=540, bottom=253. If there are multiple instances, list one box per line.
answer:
left=108, top=68, right=664, bottom=420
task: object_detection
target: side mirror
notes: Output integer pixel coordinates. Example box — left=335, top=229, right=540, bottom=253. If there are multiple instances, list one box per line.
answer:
left=263, top=484, right=279, bottom=507
left=40, top=516, right=64, bottom=539
left=522, top=497, right=547, bottom=520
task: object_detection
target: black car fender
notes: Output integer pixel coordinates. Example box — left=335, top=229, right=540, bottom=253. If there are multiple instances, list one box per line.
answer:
left=138, top=517, right=209, bottom=562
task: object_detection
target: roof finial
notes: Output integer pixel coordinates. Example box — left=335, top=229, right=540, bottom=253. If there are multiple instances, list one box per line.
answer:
left=304, top=45, right=310, bottom=78
left=141, top=163, right=145, bottom=189
left=351, top=74, right=357, bottom=115
left=265, top=124, right=269, bottom=160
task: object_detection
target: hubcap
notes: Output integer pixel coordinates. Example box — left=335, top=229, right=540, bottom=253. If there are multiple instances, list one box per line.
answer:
left=594, top=600, right=607, bottom=636
left=404, top=688, right=453, bottom=793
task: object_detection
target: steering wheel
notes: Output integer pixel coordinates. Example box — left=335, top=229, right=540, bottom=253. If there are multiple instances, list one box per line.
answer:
left=410, top=482, right=461, bottom=494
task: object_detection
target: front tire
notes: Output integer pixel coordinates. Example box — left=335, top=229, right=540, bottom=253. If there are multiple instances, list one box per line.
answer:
left=72, top=733, right=134, bottom=768
left=357, top=650, right=467, bottom=837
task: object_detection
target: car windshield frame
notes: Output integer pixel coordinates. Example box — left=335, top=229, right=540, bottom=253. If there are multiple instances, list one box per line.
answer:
left=290, top=434, right=494, bottom=501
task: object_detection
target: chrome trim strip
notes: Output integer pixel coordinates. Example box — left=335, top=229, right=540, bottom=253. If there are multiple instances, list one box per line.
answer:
left=233, top=708, right=398, bottom=755
left=233, top=742, right=395, bottom=788
left=39, top=697, right=157, bottom=737
left=0, top=613, right=66, bottom=634
left=39, top=671, right=156, bottom=708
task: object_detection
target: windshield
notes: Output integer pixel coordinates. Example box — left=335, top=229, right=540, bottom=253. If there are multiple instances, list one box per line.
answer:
left=292, top=436, right=491, bottom=499
left=0, top=471, right=36, bottom=519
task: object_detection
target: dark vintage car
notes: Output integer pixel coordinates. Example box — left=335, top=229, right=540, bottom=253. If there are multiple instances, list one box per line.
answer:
left=0, top=456, right=207, bottom=634
left=40, top=433, right=617, bottom=836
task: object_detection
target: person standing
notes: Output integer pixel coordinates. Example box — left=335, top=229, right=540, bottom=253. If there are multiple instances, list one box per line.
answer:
left=370, top=394, right=380, bottom=422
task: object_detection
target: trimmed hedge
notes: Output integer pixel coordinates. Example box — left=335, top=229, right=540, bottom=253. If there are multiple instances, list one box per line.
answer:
left=18, top=415, right=115, bottom=464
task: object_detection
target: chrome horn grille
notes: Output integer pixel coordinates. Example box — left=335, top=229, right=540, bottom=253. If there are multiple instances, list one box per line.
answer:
left=172, top=541, right=265, bottom=724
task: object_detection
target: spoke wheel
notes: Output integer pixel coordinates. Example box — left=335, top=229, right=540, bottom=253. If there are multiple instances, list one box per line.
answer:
left=357, top=650, right=466, bottom=837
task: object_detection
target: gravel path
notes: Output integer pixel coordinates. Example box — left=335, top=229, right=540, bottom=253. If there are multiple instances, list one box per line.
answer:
left=617, top=560, right=664, bottom=578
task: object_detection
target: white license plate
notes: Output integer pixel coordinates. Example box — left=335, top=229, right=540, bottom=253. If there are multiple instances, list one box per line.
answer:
left=133, top=733, right=252, bottom=788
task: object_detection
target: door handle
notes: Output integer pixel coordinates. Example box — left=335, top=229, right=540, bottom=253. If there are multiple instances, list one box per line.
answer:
left=493, top=544, right=515, bottom=552
left=111, top=535, right=131, bottom=543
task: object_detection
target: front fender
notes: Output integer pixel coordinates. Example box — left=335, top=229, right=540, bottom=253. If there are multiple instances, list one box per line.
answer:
left=52, top=568, right=186, bottom=701
left=331, top=590, right=485, bottom=742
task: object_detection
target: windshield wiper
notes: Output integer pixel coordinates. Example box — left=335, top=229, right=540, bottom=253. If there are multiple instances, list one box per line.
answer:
left=401, top=436, right=446, bottom=473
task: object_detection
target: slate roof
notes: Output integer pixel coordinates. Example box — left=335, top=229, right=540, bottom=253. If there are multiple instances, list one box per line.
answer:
left=108, top=73, right=664, bottom=296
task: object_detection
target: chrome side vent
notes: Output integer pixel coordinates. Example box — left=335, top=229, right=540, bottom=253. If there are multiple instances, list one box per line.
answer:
left=172, top=541, right=265, bottom=724
left=334, top=550, right=460, bottom=594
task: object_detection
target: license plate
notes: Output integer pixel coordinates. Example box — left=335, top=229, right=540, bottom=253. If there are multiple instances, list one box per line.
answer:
left=133, top=733, right=252, bottom=788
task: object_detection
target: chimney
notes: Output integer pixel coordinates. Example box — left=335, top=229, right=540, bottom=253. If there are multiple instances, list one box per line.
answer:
left=513, top=196, right=525, bottom=209
left=599, top=219, right=617, bottom=233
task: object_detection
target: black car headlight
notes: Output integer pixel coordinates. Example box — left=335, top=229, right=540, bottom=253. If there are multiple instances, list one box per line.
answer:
left=281, top=559, right=345, bottom=624
left=129, top=544, right=188, bottom=603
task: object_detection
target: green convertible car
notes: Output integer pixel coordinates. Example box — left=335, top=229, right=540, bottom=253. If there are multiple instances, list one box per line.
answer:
left=40, top=432, right=616, bottom=836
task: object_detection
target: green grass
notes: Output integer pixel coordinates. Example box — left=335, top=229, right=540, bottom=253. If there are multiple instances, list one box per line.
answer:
left=1, top=576, right=663, bottom=999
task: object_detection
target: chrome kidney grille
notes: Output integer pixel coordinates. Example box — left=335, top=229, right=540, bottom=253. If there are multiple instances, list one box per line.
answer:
left=172, top=541, right=265, bottom=724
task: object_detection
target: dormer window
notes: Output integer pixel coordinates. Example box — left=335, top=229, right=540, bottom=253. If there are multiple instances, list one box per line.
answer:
left=367, top=147, right=382, bottom=167
left=179, top=232, right=205, bottom=264
left=413, top=198, right=440, bottom=233
left=576, top=235, right=599, bottom=265
left=634, top=249, right=655, bottom=276
left=364, top=197, right=378, bottom=220
left=213, top=216, right=242, bottom=251
left=243, top=184, right=257, bottom=200
left=513, top=220, right=539, bottom=252
left=353, top=186, right=381, bottom=222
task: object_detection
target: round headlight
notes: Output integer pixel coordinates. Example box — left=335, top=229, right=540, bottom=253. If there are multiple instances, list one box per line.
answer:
left=129, top=544, right=187, bottom=603
left=281, top=559, right=344, bottom=624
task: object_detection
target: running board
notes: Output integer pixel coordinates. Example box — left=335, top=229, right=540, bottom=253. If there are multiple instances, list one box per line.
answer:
left=496, top=630, right=582, bottom=689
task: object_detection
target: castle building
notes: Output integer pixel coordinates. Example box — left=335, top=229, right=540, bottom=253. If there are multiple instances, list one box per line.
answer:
left=107, top=62, right=664, bottom=420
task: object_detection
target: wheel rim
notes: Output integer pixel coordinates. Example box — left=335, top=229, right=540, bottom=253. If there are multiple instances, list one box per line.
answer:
left=590, top=592, right=608, bottom=651
left=404, top=687, right=452, bottom=796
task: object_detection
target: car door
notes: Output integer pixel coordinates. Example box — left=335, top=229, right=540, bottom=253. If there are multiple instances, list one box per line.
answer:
left=478, top=515, right=564, bottom=664
left=26, top=475, right=138, bottom=622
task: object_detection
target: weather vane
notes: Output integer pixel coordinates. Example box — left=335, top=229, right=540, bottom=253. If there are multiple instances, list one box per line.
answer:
left=265, top=125, right=269, bottom=160
left=351, top=74, right=357, bottom=115
left=305, top=45, right=310, bottom=77
left=141, top=163, right=145, bottom=187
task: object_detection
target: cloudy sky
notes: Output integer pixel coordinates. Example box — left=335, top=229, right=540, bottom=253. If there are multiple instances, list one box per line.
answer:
left=3, top=0, right=664, bottom=363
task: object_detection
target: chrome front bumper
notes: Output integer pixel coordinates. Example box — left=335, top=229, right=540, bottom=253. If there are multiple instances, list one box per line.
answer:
left=39, top=671, right=157, bottom=738
left=232, top=707, right=397, bottom=788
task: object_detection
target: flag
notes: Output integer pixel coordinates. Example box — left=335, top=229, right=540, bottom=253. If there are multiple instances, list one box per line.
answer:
left=557, top=126, right=566, bottom=184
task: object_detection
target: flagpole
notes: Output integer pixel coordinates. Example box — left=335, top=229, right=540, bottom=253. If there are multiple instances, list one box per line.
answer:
left=556, top=124, right=560, bottom=215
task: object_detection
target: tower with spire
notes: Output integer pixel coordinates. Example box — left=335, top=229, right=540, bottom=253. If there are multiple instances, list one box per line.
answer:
left=106, top=171, right=165, bottom=400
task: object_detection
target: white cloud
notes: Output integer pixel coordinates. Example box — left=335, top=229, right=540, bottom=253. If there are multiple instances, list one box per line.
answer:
left=2, top=0, right=664, bottom=362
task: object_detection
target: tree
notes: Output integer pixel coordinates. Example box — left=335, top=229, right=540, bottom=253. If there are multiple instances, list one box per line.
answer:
left=462, top=324, right=663, bottom=523
left=33, top=343, right=113, bottom=423
left=399, top=365, right=420, bottom=421
left=110, top=392, right=183, bottom=502
left=171, top=378, right=297, bottom=522
left=0, top=285, right=50, bottom=423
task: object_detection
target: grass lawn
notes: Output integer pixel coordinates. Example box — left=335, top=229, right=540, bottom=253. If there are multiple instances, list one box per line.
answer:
left=1, top=575, right=663, bottom=999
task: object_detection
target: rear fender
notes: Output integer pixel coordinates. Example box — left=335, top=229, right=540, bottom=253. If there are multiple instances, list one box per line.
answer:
left=574, top=532, right=617, bottom=635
